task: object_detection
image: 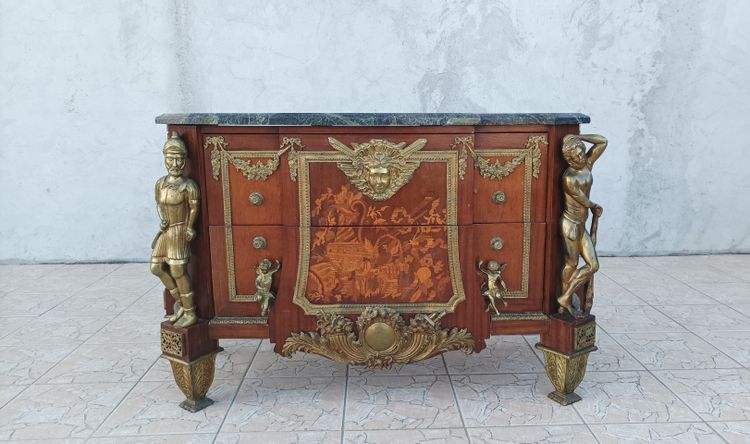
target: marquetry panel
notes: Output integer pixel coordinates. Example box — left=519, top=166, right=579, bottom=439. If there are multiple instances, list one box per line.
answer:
left=294, top=225, right=465, bottom=314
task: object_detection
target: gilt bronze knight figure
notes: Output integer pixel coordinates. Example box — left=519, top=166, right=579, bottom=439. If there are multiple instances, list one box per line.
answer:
left=150, top=132, right=200, bottom=328
left=558, top=134, right=608, bottom=318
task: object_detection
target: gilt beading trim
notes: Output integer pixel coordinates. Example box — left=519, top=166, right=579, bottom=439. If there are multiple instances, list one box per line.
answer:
left=209, top=316, right=268, bottom=325
left=492, top=311, right=549, bottom=321
left=293, top=147, right=465, bottom=315
left=472, top=138, right=542, bottom=299
left=208, top=137, right=304, bottom=305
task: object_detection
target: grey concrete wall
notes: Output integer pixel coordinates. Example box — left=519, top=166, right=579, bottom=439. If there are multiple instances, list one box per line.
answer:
left=1, top=0, right=749, bottom=262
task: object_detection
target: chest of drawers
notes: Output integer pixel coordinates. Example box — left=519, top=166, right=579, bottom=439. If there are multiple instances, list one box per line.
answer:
left=152, top=113, right=605, bottom=411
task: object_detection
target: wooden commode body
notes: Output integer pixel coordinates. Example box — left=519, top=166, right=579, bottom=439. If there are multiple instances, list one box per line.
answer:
left=152, top=113, right=604, bottom=410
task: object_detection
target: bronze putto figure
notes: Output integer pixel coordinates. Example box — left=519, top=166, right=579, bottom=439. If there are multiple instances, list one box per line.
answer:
left=251, top=259, right=281, bottom=316
left=478, top=260, right=509, bottom=316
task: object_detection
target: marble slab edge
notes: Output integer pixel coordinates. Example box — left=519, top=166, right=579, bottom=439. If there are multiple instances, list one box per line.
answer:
left=155, top=113, right=591, bottom=126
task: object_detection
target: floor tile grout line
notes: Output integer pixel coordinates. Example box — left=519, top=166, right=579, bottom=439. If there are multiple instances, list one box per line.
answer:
left=1, top=263, right=78, bottom=295
left=596, top=323, right=745, bottom=372
left=440, top=354, right=471, bottom=444
left=638, top=256, right=750, bottom=320
left=4, top=258, right=747, bottom=439
left=631, top=256, right=746, bottom=302
left=108, top=281, right=162, bottom=318
left=603, top=331, right=710, bottom=424
left=521, top=334, right=546, bottom=369
left=15, top=264, right=133, bottom=387
left=339, top=363, right=349, bottom=444
left=0, top=264, right=128, bottom=340
left=588, top=324, right=647, bottom=372
left=80, top=267, right=202, bottom=439
left=599, top=259, right=730, bottom=301
left=37, top=263, right=126, bottom=317
left=637, top=300, right=749, bottom=370
left=599, top=269, right=723, bottom=307
left=325, top=421, right=745, bottom=431
left=0, top=384, right=32, bottom=412
left=29, top=279, right=164, bottom=386
left=597, top=265, right=750, bottom=370
left=704, top=419, right=750, bottom=423
left=88, top=353, right=164, bottom=439
left=596, top=270, right=651, bottom=307
left=78, top=281, right=166, bottom=342
left=689, top=256, right=750, bottom=285
left=703, top=421, right=732, bottom=444
left=571, top=403, right=602, bottom=444
left=212, top=338, right=264, bottom=443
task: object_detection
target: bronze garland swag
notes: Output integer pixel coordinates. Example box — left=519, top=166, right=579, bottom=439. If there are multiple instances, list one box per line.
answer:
left=151, top=113, right=606, bottom=411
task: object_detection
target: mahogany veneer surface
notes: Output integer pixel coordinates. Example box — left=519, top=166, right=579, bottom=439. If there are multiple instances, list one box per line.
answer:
left=158, top=114, right=588, bottom=351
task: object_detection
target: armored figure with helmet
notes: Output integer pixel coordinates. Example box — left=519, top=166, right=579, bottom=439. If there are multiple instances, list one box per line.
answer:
left=150, top=132, right=200, bottom=328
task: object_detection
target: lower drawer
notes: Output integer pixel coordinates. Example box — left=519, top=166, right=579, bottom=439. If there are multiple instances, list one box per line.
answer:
left=208, top=223, right=546, bottom=318
left=209, top=225, right=284, bottom=317
left=473, top=222, right=546, bottom=313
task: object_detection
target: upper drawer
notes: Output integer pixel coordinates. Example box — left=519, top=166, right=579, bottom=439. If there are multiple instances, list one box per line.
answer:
left=286, top=133, right=473, bottom=227
left=203, top=134, right=285, bottom=226
left=472, top=133, right=549, bottom=223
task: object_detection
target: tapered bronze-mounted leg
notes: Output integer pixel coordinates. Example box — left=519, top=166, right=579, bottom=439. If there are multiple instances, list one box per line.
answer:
left=536, top=314, right=597, bottom=405
left=160, top=320, right=222, bottom=412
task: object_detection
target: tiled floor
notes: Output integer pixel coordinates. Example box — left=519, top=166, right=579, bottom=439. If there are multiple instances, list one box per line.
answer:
left=0, top=256, right=748, bottom=443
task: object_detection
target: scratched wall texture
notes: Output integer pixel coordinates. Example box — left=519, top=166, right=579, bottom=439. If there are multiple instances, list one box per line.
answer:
left=1, top=1, right=749, bottom=261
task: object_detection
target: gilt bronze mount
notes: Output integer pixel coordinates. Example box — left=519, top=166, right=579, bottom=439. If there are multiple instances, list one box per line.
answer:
left=328, top=137, right=428, bottom=201
left=478, top=260, right=509, bottom=316
left=282, top=307, right=474, bottom=368
left=150, top=132, right=200, bottom=328
left=247, top=259, right=280, bottom=316
left=558, top=134, right=608, bottom=318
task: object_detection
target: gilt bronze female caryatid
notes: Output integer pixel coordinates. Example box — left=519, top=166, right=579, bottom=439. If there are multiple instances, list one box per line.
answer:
left=558, top=134, right=608, bottom=318
left=150, top=132, right=200, bottom=328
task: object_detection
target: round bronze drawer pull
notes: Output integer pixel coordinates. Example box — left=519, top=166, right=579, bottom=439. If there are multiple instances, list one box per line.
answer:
left=492, top=191, right=506, bottom=204
left=490, top=237, right=504, bottom=251
left=249, top=192, right=264, bottom=206
left=252, top=236, right=267, bottom=250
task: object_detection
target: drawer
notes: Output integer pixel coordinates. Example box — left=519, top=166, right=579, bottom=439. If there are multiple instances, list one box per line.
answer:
left=472, top=132, right=548, bottom=223
left=286, top=132, right=473, bottom=227
left=293, top=224, right=467, bottom=314
left=209, top=225, right=284, bottom=317
left=473, top=222, right=546, bottom=312
left=203, top=133, right=284, bottom=226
